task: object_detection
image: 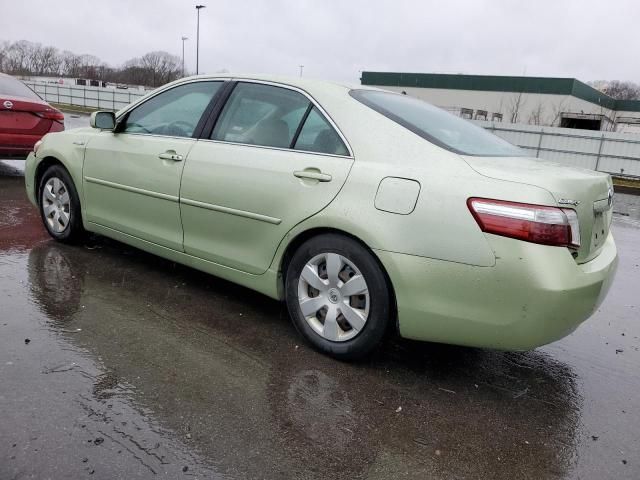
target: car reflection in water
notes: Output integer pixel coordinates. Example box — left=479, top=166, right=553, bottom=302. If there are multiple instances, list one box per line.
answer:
left=28, top=239, right=581, bottom=479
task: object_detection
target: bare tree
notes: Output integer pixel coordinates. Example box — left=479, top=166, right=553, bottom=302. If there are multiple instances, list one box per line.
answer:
left=507, top=92, right=526, bottom=123
left=588, top=80, right=640, bottom=100
left=31, top=45, right=61, bottom=75
left=608, top=111, right=619, bottom=132
left=0, top=40, right=10, bottom=72
left=78, top=54, right=102, bottom=79
left=24, top=41, right=41, bottom=73
left=1, top=38, right=183, bottom=87
left=528, top=102, right=545, bottom=125
left=496, top=95, right=505, bottom=119
left=140, top=51, right=181, bottom=87
left=61, top=51, right=82, bottom=78
left=4, top=40, right=33, bottom=75
left=549, top=98, right=568, bottom=127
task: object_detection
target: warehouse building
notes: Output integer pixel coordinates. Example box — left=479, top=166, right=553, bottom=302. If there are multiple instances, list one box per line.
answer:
left=361, top=72, right=640, bottom=132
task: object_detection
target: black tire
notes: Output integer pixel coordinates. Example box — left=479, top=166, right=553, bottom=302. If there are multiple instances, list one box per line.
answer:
left=38, top=164, right=85, bottom=243
left=285, top=233, right=392, bottom=360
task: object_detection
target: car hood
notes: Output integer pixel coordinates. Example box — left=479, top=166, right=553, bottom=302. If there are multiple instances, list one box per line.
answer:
left=461, top=155, right=613, bottom=263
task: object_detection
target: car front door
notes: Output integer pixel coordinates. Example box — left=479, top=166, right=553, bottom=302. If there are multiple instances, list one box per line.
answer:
left=83, top=81, right=223, bottom=251
left=180, top=81, right=354, bottom=274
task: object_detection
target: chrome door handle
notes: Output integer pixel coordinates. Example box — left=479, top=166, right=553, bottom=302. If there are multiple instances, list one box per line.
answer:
left=293, top=170, right=332, bottom=182
left=158, top=152, right=183, bottom=161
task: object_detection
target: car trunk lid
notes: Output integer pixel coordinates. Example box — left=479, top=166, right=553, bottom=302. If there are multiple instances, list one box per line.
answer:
left=0, top=95, right=60, bottom=136
left=462, top=155, right=613, bottom=263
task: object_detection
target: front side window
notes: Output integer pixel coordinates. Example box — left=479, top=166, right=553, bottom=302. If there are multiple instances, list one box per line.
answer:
left=350, top=89, right=524, bottom=157
left=294, top=107, right=349, bottom=156
left=122, top=81, right=222, bottom=138
left=211, top=83, right=310, bottom=149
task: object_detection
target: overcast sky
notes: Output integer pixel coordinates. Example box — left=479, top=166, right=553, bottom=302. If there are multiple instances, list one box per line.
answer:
left=2, top=0, right=639, bottom=83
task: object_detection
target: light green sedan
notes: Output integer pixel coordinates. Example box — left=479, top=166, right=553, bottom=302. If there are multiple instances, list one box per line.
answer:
left=24, top=75, right=618, bottom=359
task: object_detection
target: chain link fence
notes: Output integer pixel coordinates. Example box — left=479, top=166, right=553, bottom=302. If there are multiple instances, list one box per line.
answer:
left=24, top=81, right=148, bottom=111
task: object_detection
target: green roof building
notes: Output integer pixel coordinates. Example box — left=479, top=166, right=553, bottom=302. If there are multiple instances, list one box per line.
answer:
left=361, top=72, right=640, bottom=132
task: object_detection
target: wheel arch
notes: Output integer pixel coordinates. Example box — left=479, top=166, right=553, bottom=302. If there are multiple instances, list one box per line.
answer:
left=277, top=226, right=398, bottom=332
left=34, top=153, right=85, bottom=208
left=34, top=156, right=87, bottom=242
left=34, top=156, right=68, bottom=205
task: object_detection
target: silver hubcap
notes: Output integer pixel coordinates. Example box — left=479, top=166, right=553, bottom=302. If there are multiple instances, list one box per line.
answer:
left=297, top=253, right=370, bottom=342
left=42, top=177, right=71, bottom=233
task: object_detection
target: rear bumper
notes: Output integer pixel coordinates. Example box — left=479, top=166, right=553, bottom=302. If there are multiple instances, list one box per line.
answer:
left=0, top=145, right=33, bottom=159
left=0, top=133, right=41, bottom=155
left=0, top=123, right=62, bottom=158
left=376, top=232, right=618, bottom=350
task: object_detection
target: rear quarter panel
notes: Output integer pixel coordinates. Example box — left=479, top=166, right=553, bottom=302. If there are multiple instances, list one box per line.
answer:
left=271, top=93, right=559, bottom=269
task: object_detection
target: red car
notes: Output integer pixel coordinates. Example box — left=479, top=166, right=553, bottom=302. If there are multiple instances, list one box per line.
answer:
left=0, top=73, right=64, bottom=158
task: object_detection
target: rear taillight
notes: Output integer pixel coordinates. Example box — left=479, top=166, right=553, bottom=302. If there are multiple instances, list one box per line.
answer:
left=36, top=109, right=65, bottom=123
left=468, top=198, right=580, bottom=248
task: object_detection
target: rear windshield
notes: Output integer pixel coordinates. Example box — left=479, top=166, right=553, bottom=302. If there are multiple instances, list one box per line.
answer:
left=350, top=89, right=524, bottom=157
left=0, top=75, right=41, bottom=100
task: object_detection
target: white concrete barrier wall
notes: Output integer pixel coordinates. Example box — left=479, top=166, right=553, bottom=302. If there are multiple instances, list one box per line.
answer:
left=474, top=121, right=640, bottom=178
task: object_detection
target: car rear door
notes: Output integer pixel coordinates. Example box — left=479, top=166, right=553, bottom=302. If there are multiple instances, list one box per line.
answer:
left=180, top=81, right=354, bottom=274
left=82, top=80, right=223, bottom=251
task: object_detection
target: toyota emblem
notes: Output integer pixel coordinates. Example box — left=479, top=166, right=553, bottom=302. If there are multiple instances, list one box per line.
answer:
left=3, top=100, right=13, bottom=109
left=607, top=187, right=614, bottom=208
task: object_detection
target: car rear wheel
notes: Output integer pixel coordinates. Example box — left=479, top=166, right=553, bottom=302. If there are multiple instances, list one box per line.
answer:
left=285, top=234, right=392, bottom=360
left=39, top=165, right=85, bottom=243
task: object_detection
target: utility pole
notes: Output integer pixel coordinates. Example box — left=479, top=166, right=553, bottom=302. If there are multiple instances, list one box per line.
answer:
left=299, top=65, right=304, bottom=77
left=181, top=36, right=188, bottom=77
left=195, top=5, right=206, bottom=75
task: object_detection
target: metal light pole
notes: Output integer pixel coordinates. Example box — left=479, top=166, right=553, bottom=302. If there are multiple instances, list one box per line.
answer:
left=181, top=36, right=188, bottom=77
left=195, top=5, right=206, bottom=75
left=299, top=65, right=304, bottom=77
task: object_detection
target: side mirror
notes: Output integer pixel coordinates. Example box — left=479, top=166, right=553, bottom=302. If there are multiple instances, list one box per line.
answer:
left=90, top=111, right=116, bottom=130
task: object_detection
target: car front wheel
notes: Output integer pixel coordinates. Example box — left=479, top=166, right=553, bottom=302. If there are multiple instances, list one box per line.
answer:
left=285, top=234, right=392, bottom=360
left=39, top=165, right=85, bottom=243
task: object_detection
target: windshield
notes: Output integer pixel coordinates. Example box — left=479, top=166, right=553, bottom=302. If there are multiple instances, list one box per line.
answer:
left=350, top=89, right=524, bottom=157
left=0, top=75, right=41, bottom=100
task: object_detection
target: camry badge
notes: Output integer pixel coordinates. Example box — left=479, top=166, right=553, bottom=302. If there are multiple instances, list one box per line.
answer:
left=3, top=100, right=13, bottom=109
left=558, top=198, right=580, bottom=206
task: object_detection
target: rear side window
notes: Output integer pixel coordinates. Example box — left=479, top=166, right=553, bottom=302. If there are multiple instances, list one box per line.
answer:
left=212, top=82, right=309, bottom=149
left=294, top=107, right=349, bottom=156
left=122, top=81, right=222, bottom=138
left=350, top=89, right=524, bottom=157
left=211, top=82, right=350, bottom=156
left=0, top=75, right=41, bottom=100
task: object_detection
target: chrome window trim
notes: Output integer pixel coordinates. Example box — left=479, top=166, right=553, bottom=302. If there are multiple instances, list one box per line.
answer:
left=112, top=77, right=354, bottom=158
left=100, top=133, right=351, bottom=160
left=103, top=131, right=199, bottom=142
left=197, top=138, right=353, bottom=160
left=116, top=78, right=231, bottom=121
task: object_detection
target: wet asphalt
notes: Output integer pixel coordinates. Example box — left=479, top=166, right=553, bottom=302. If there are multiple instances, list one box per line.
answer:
left=0, top=114, right=639, bottom=479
